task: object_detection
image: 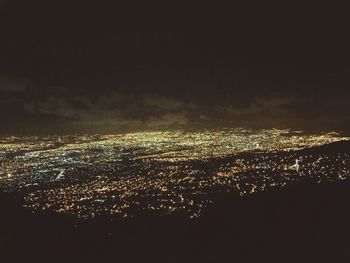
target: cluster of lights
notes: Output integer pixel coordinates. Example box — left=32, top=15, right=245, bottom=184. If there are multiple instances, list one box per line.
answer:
left=0, top=129, right=349, bottom=219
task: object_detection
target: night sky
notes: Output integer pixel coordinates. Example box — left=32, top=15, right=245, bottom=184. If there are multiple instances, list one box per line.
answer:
left=0, top=1, right=349, bottom=134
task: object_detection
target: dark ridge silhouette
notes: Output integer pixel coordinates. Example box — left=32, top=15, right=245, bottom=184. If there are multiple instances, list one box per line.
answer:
left=295, top=140, right=350, bottom=154
left=214, top=139, right=350, bottom=163
left=1, top=180, right=350, bottom=263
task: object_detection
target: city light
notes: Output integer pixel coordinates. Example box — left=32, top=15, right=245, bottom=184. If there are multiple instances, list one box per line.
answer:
left=0, top=128, right=349, bottom=219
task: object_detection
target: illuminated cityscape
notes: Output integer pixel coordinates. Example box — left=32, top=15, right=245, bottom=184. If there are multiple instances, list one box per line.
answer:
left=1, top=128, right=349, bottom=219
left=1, top=1, right=350, bottom=261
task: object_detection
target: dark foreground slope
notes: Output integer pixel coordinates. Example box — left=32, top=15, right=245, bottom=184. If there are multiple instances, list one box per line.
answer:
left=1, top=179, right=350, bottom=263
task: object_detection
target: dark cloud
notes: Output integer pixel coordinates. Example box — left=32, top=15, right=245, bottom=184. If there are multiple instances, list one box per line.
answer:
left=211, top=95, right=350, bottom=131
left=3, top=90, right=192, bottom=133
left=0, top=1, right=349, bottom=134
left=1, top=82, right=350, bottom=134
left=0, top=76, right=28, bottom=92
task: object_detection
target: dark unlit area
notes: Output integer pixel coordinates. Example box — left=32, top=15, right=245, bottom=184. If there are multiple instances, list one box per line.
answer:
left=1, top=181, right=350, bottom=262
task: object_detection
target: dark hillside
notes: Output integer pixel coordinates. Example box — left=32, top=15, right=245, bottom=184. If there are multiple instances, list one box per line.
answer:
left=1, top=180, right=350, bottom=262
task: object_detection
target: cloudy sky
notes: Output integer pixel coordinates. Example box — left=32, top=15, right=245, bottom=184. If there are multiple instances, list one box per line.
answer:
left=0, top=1, right=349, bottom=134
